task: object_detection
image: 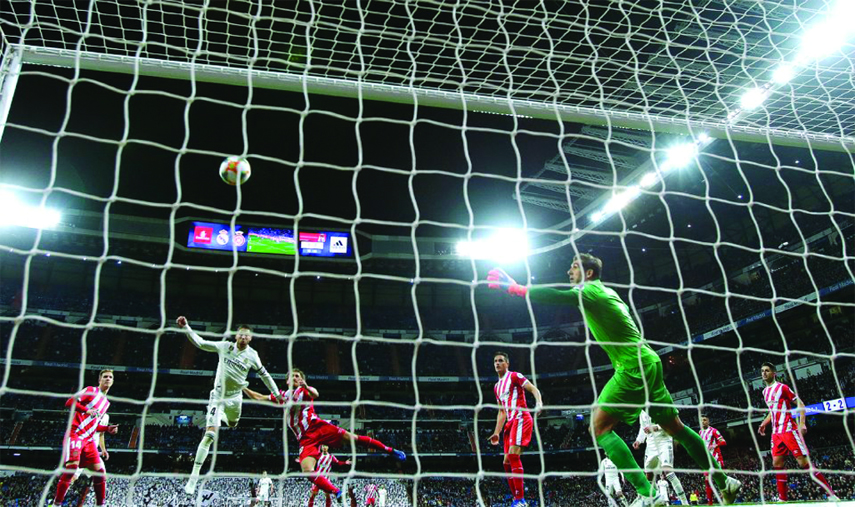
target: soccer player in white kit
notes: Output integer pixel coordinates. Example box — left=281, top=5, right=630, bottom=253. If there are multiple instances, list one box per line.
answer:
left=599, top=457, right=628, bottom=507
left=632, top=409, right=688, bottom=505
left=656, top=479, right=670, bottom=504
left=253, top=471, right=273, bottom=506
left=176, top=316, right=282, bottom=494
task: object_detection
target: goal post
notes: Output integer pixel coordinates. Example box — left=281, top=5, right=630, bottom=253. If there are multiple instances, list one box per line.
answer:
left=7, top=44, right=854, bottom=154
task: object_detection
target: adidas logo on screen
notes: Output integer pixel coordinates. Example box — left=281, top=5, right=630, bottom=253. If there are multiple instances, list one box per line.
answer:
left=330, top=237, right=348, bottom=253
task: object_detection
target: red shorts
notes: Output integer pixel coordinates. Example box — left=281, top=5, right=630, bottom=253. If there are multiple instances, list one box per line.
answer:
left=298, top=420, right=346, bottom=462
left=771, top=431, right=809, bottom=458
left=503, top=415, right=533, bottom=454
left=63, top=434, right=102, bottom=469
left=367, top=499, right=376, bottom=506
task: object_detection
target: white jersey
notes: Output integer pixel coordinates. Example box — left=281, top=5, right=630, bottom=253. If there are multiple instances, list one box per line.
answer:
left=184, top=326, right=279, bottom=398
left=599, top=458, right=622, bottom=485
left=636, top=410, right=672, bottom=446
left=258, top=477, right=273, bottom=497
left=378, top=487, right=387, bottom=507
left=657, top=479, right=669, bottom=500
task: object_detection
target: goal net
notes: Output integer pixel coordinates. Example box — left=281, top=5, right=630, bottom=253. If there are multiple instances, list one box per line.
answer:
left=0, top=1, right=853, bottom=506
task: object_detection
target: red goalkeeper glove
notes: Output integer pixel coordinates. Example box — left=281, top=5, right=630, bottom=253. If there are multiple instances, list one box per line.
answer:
left=487, top=268, right=527, bottom=297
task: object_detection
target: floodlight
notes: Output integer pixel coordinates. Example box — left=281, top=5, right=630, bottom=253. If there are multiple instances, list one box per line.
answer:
left=800, top=23, right=849, bottom=61
left=603, top=186, right=640, bottom=214
left=590, top=211, right=605, bottom=223
left=697, top=133, right=711, bottom=144
left=0, top=191, right=61, bottom=229
left=639, top=172, right=659, bottom=188
left=740, top=88, right=767, bottom=110
left=772, top=64, right=795, bottom=85
left=456, top=229, right=529, bottom=262
left=665, top=143, right=698, bottom=169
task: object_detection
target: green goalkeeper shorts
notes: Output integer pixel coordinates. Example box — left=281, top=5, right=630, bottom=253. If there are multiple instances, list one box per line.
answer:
left=597, top=359, right=678, bottom=425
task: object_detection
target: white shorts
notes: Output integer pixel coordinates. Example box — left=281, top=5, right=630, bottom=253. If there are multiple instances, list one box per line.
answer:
left=257, top=489, right=269, bottom=501
left=606, top=481, right=622, bottom=496
left=206, top=390, right=243, bottom=428
left=644, top=439, right=674, bottom=470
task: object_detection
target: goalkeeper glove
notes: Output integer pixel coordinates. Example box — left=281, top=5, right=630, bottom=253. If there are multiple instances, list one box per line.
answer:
left=487, top=268, right=527, bottom=297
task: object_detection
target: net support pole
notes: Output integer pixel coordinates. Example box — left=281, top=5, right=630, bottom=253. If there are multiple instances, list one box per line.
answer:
left=0, top=45, right=24, bottom=145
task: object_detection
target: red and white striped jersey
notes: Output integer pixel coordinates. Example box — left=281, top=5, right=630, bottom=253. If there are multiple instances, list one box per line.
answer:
left=763, top=382, right=799, bottom=435
left=365, top=484, right=378, bottom=500
left=494, top=371, right=530, bottom=422
left=68, top=386, right=110, bottom=440
left=699, top=426, right=725, bottom=461
left=277, top=387, right=319, bottom=441
left=89, top=413, right=110, bottom=444
left=316, top=452, right=343, bottom=477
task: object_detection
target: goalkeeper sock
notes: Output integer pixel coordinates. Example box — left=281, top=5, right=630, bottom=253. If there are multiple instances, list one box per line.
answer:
left=666, top=472, right=688, bottom=505
left=355, top=434, right=393, bottom=453
left=672, top=426, right=727, bottom=489
left=596, top=431, right=653, bottom=497
left=191, top=430, right=216, bottom=477
left=508, top=453, right=525, bottom=500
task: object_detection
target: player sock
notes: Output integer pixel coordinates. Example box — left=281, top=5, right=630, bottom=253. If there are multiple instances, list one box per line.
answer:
left=312, top=475, right=339, bottom=495
left=774, top=465, right=788, bottom=500
left=704, top=478, right=714, bottom=505
left=93, top=475, right=106, bottom=505
left=308, top=496, right=314, bottom=507
left=53, top=471, right=76, bottom=504
left=672, top=426, right=727, bottom=489
left=801, top=462, right=836, bottom=497
left=355, top=434, right=393, bottom=454
left=508, top=453, right=525, bottom=500
left=665, top=472, right=687, bottom=504
left=504, top=462, right=515, bottom=496
left=596, top=431, right=653, bottom=497
left=325, top=495, right=332, bottom=507
left=191, top=430, right=216, bottom=476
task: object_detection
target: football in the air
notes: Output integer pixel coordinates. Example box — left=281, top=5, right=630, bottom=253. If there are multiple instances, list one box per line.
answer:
left=219, top=156, right=252, bottom=186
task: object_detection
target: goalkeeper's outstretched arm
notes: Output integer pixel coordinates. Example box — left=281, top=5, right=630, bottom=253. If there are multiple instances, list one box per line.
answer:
left=176, top=316, right=219, bottom=352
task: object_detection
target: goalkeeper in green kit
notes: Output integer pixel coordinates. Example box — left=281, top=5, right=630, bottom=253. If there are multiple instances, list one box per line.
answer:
left=487, top=254, right=741, bottom=506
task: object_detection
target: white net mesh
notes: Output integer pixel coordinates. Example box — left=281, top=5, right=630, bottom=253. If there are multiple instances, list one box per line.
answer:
left=0, top=1, right=854, bottom=506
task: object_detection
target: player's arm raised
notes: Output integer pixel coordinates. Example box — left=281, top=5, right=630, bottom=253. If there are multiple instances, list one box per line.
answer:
left=487, top=268, right=583, bottom=306
left=243, top=387, right=283, bottom=404
left=176, top=316, right=221, bottom=352
left=523, top=380, right=544, bottom=415
left=295, top=374, right=319, bottom=399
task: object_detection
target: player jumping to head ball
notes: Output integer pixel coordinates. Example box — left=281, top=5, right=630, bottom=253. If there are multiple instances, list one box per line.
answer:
left=487, top=254, right=741, bottom=506
left=176, top=316, right=283, bottom=495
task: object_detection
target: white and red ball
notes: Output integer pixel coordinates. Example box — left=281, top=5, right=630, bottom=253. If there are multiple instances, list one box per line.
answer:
left=219, top=156, right=252, bottom=186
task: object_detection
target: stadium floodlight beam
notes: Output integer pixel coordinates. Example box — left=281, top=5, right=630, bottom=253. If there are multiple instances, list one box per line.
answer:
left=0, top=191, right=61, bottom=229
left=664, top=143, right=698, bottom=169
left=772, top=64, right=796, bottom=85
left=639, top=172, right=659, bottom=188
left=740, top=87, right=768, bottom=110
left=456, top=228, right=529, bottom=263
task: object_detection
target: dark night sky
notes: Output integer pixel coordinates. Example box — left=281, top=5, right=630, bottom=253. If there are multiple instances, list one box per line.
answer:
left=0, top=66, right=570, bottom=237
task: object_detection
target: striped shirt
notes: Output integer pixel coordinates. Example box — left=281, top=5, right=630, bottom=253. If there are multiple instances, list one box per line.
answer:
left=699, top=426, right=725, bottom=462
left=316, top=452, right=342, bottom=477
left=763, top=382, right=799, bottom=435
left=70, top=386, right=110, bottom=440
left=494, top=371, right=530, bottom=422
left=365, top=484, right=378, bottom=500
left=282, top=387, right=319, bottom=441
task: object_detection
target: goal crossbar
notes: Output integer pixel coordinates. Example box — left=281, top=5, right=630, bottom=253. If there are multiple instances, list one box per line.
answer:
left=11, top=44, right=854, bottom=154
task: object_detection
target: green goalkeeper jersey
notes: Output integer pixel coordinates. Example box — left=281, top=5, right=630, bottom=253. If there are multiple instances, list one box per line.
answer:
left=528, top=280, right=659, bottom=371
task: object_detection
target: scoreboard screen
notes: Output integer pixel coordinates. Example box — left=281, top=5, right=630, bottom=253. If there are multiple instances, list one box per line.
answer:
left=186, top=221, right=351, bottom=258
